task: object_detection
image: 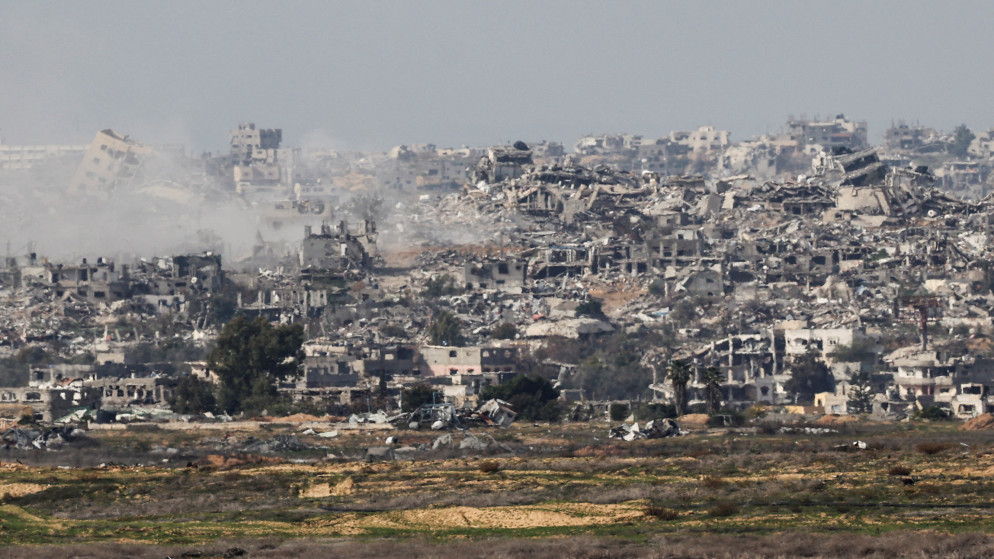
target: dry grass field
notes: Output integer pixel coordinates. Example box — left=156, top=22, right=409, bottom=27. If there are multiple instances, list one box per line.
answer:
left=3, top=419, right=994, bottom=557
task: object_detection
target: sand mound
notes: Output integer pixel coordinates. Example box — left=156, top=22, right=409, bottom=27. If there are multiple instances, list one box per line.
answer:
left=0, top=483, right=48, bottom=498
left=815, top=414, right=858, bottom=425
left=961, top=413, right=994, bottom=430
left=678, top=414, right=710, bottom=426
left=202, top=454, right=284, bottom=469
left=351, top=502, right=643, bottom=531
left=301, top=477, right=356, bottom=498
left=268, top=413, right=325, bottom=423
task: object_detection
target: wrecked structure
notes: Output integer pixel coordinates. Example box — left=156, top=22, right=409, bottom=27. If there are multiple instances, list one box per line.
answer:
left=10, top=114, right=994, bottom=427
left=69, top=129, right=155, bottom=194
left=300, top=222, right=377, bottom=273
left=230, top=122, right=299, bottom=193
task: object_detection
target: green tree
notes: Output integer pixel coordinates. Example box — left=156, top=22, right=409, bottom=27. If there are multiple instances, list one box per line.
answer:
left=402, top=383, right=440, bottom=412
left=378, top=323, right=408, bottom=339
left=913, top=404, right=951, bottom=421
left=846, top=370, right=874, bottom=415
left=701, top=366, right=723, bottom=415
left=16, top=346, right=56, bottom=366
left=421, top=274, right=461, bottom=298
left=489, top=322, right=517, bottom=340
left=827, top=340, right=876, bottom=364
left=950, top=124, right=975, bottom=158
left=665, top=359, right=692, bottom=416
left=480, top=375, right=563, bottom=421
left=428, top=310, right=465, bottom=347
left=785, top=351, right=835, bottom=405
left=207, top=315, right=304, bottom=415
left=609, top=402, right=630, bottom=421
left=169, top=376, right=217, bottom=415
left=575, top=298, right=604, bottom=317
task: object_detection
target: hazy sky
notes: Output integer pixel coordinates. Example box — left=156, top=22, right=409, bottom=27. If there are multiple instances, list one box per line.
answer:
left=3, top=1, right=993, bottom=152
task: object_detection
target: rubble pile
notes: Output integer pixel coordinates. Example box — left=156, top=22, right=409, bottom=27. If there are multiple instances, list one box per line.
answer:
left=8, top=116, right=994, bottom=430
left=608, top=419, right=682, bottom=441
left=1, top=426, right=87, bottom=450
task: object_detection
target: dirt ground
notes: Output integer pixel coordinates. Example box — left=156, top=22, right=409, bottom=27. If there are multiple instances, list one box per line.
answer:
left=3, top=420, right=994, bottom=556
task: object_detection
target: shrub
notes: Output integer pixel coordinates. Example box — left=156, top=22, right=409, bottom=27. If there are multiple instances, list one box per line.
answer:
left=18, top=410, right=38, bottom=425
left=744, top=403, right=768, bottom=420
left=915, top=442, right=953, bottom=455
left=912, top=405, right=951, bottom=421
left=700, top=475, right=726, bottom=490
left=645, top=504, right=679, bottom=520
left=402, top=383, right=441, bottom=413
left=708, top=502, right=739, bottom=517
left=480, top=375, right=563, bottom=421
left=422, top=274, right=461, bottom=298
left=478, top=460, right=500, bottom=474
left=489, top=323, right=517, bottom=340
left=639, top=402, right=677, bottom=420
left=888, top=465, right=912, bottom=476
left=648, top=279, right=666, bottom=297
left=685, top=448, right=713, bottom=459
left=575, top=299, right=604, bottom=317
left=378, top=324, right=408, bottom=339
left=609, top=403, right=630, bottom=422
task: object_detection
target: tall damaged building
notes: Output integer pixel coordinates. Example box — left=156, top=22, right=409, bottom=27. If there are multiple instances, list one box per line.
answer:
left=229, top=122, right=297, bottom=193
left=68, top=130, right=154, bottom=194
left=299, top=221, right=377, bottom=274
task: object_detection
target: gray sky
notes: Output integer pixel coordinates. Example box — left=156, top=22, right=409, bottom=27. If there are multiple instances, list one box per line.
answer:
left=2, top=1, right=992, bottom=152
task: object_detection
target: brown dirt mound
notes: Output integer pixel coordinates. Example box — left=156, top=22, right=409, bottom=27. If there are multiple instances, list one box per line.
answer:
left=815, top=414, right=859, bottom=425
left=339, top=502, right=644, bottom=532
left=0, top=483, right=48, bottom=498
left=267, top=413, right=325, bottom=423
left=201, top=454, right=285, bottom=469
left=678, top=414, right=710, bottom=426
left=961, top=413, right=994, bottom=430
left=301, top=477, right=356, bottom=498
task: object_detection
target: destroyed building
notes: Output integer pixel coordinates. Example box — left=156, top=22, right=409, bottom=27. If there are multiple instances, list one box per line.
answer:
left=229, top=122, right=299, bottom=192
left=69, top=129, right=155, bottom=194
left=465, top=259, right=527, bottom=291
left=786, top=114, right=868, bottom=152
left=10, top=114, right=994, bottom=426
left=299, top=221, right=377, bottom=273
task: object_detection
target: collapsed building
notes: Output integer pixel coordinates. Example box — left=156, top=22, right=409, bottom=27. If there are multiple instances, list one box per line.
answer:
left=300, top=222, right=377, bottom=274
left=69, top=129, right=155, bottom=195
left=9, top=114, right=994, bottom=425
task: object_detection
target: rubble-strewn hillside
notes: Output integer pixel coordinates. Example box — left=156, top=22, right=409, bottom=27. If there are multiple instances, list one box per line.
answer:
left=4, top=117, right=994, bottom=427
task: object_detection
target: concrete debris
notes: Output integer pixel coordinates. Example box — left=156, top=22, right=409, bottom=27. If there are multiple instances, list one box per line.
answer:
left=431, top=433, right=453, bottom=449
left=348, top=411, right=390, bottom=424
left=458, top=433, right=488, bottom=451
left=608, top=418, right=682, bottom=441
left=241, top=434, right=308, bottom=453
left=1, top=426, right=87, bottom=450
left=365, top=446, right=395, bottom=461
left=8, top=116, right=994, bottom=440
left=780, top=426, right=839, bottom=435
left=833, top=440, right=869, bottom=451
left=471, top=399, right=517, bottom=428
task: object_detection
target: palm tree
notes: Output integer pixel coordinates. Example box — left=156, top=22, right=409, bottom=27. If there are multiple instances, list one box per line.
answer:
left=701, top=366, right=724, bottom=415
left=665, top=359, right=692, bottom=416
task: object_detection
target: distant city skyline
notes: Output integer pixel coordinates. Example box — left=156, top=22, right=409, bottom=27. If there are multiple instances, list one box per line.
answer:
left=3, top=1, right=993, bottom=152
